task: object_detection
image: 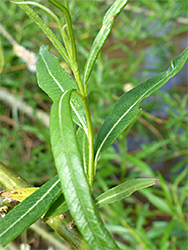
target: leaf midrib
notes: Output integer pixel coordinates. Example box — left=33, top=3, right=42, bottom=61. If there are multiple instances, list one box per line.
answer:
left=41, top=54, right=88, bottom=135
left=0, top=179, right=60, bottom=238
left=94, top=68, right=174, bottom=164
left=58, top=93, right=106, bottom=248
left=96, top=181, right=153, bottom=206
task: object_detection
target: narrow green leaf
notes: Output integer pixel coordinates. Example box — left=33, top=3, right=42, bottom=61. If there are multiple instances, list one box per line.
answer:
left=96, top=178, right=156, bottom=208
left=84, top=0, right=129, bottom=85
left=37, top=46, right=87, bottom=134
left=50, top=90, right=119, bottom=250
left=44, top=178, right=156, bottom=220
left=14, top=0, right=71, bottom=66
left=13, top=1, right=61, bottom=27
left=103, top=0, right=129, bottom=24
left=0, top=176, right=61, bottom=247
left=77, top=127, right=89, bottom=174
left=94, top=48, right=188, bottom=164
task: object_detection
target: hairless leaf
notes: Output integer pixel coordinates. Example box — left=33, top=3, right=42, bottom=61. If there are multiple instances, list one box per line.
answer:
left=0, top=176, right=61, bottom=247
left=76, top=127, right=89, bottom=175
left=13, top=1, right=61, bottom=26
left=94, top=47, right=188, bottom=165
left=37, top=46, right=87, bottom=135
left=84, top=0, right=129, bottom=85
left=103, top=0, right=129, bottom=24
left=50, top=90, right=119, bottom=250
left=96, top=178, right=157, bottom=208
left=44, top=178, right=156, bottom=219
left=13, top=0, right=71, bottom=66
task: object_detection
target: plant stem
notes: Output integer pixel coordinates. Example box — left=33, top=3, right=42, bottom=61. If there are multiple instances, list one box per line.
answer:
left=48, top=0, right=76, bottom=65
left=73, top=65, right=85, bottom=96
left=15, top=1, right=71, bottom=67
left=64, top=0, right=69, bottom=11
left=48, top=0, right=85, bottom=96
left=48, top=0, right=94, bottom=190
left=83, top=98, right=94, bottom=190
left=0, top=162, right=31, bottom=190
left=73, top=67, right=94, bottom=190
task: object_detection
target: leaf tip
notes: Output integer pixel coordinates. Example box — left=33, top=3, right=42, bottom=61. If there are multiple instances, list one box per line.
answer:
left=39, top=45, right=50, bottom=55
left=154, top=178, right=159, bottom=183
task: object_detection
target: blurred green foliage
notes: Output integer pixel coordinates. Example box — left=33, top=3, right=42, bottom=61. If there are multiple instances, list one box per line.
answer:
left=0, top=0, right=187, bottom=249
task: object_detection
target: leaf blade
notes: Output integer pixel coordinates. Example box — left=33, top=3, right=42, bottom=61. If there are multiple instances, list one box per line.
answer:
left=43, top=178, right=156, bottom=219
left=50, top=90, right=119, bottom=250
left=0, top=176, right=61, bottom=247
left=37, top=46, right=87, bottom=134
left=14, top=0, right=70, bottom=66
left=96, top=178, right=156, bottom=207
left=76, top=127, right=89, bottom=174
left=84, top=0, right=129, bottom=85
left=94, top=48, right=188, bottom=163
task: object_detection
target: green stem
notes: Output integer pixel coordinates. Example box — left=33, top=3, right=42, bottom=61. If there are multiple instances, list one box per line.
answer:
left=0, top=162, right=31, bottom=190
left=48, top=0, right=76, bottom=64
left=15, top=0, right=71, bottom=67
left=47, top=214, right=89, bottom=250
left=61, top=25, right=72, bottom=59
left=48, top=0, right=94, bottom=190
left=64, top=0, right=69, bottom=11
left=83, top=98, right=94, bottom=190
left=48, top=0, right=85, bottom=96
left=14, top=1, right=62, bottom=30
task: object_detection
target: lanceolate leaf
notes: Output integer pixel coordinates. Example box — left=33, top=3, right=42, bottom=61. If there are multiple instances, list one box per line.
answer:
left=103, top=0, right=129, bottom=24
left=50, top=90, right=119, bottom=250
left=84, top=0, right=129, bottom=85
left=14, top=0, right=70, bottom=66
left=44, top=178, right=156, bottom=219
left=94, top=48, right=188, bottom=164
left=37, top=46, right=87, bottom=134
left=76, top=127, right=89, bottom=174
left=0, top=176, right=61, bottom=247
left=96, top=178, right=156, bottom=207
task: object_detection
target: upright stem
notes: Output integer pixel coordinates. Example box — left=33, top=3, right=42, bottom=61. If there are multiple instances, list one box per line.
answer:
left=48, top=0, right=76, bottom=64
left=74, top=68, right=95, bottom=190
left=64, top=0, right=69, bottom=11
left=16, top=1, right=71, bottom=67
left=83, top=98, right=94, bottom=190
left=48, top=0, right=95, bottom=190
